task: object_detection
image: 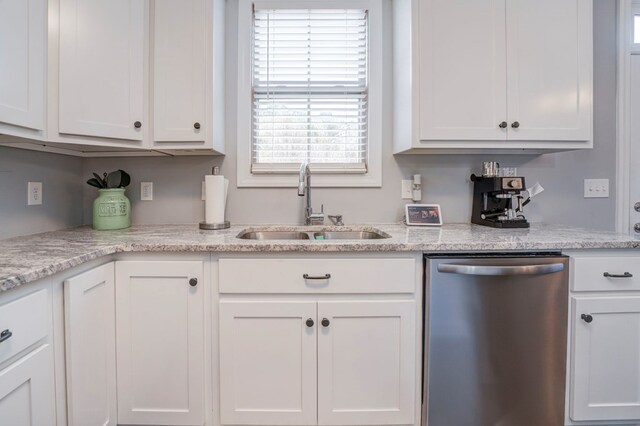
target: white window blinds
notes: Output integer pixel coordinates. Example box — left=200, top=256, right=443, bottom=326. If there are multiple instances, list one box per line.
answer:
left=252, top=7, right=369, bottom=173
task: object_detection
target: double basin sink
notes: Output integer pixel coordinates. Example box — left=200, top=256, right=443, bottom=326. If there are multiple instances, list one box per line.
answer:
left=237, top=228, right=390, bottom=241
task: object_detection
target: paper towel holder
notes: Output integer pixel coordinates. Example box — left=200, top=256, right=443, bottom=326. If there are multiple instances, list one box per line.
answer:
left=200, top=166, right=231, bottom=230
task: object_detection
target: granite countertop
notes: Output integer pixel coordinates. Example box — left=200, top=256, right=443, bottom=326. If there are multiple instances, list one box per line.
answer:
left=0, top=223, right=638, bottom=293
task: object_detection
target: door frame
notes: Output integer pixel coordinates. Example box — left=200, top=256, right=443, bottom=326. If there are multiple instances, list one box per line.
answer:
left=616, top=0, right=634, bottom=234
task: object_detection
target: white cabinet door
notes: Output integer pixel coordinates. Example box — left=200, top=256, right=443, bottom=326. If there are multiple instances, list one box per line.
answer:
left=0, top=345, right=54, bottom=426
left=0, top=0, right=45, bottom=130
left=59, top=0, right=144, bottom=141
left=505, top=0, right=592, bottom=141
left=64, top=263, right=117, bottom=426
left=317, top=301, right=416, bottom=425
left=418, top=0, right=507, bottom=141
left=219, top=301, right=318, bottom=425
left=115, top=261, right=204, bottom=425
left=153, top=0, right=206, bottom=142
left=571, top=296, right=640, bottom=421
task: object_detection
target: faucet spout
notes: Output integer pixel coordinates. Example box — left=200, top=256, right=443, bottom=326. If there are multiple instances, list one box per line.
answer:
left=297, top=162, right=323, bottom=225
left=298, top=162, right=309, bottom=196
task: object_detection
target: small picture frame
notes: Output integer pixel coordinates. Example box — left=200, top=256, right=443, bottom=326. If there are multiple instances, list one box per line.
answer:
left=405, top=204, right=443, bottom=226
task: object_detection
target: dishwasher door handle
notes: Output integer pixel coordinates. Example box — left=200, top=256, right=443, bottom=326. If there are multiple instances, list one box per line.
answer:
left=437, top=263, right=565, bottom=276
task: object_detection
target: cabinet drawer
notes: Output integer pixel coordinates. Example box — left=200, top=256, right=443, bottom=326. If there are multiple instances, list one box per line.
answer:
left=572, top=256, right=640, bottom=292
left=0, top=289, right=48, bottom=365
left=219, top=258, right=416, bottom=294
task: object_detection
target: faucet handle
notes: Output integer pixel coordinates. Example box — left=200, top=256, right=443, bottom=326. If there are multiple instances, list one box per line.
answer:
left=328, top=214, right=344, bottom=226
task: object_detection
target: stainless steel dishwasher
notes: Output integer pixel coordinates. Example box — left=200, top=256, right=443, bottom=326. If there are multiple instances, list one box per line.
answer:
left=424, top=254, right=569, bottom=426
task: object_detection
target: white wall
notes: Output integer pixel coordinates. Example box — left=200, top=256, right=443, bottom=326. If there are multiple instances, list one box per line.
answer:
left=82, top=0, right=618, bottom=231
left=0, top=146, right=84, bottom=239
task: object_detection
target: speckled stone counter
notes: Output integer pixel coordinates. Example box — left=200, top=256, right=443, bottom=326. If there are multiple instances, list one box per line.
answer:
left=1, top=223, right=638, bottom=292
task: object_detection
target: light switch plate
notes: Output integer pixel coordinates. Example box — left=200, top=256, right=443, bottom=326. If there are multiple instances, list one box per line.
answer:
left=584, top=179, right=609, bottom=198
left=401, top=180, right=413, bottom=199
left=141, top=182, right=153, bottom=201
left=27, top=182, right=42, bottom=205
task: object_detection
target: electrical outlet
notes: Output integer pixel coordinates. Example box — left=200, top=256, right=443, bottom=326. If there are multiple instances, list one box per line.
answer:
left=401, top=180, right=413, bottom=199
left=202, top=181, right=206, bottom=201
left=27, top=182, right=42, bottom=205
left=584, top=179, right=609, bottom=198
left=141, top=182, right=153, bottom=201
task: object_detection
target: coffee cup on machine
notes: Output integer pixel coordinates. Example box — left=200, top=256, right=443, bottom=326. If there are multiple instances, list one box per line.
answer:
left=482, top=161, right=500, bottom=177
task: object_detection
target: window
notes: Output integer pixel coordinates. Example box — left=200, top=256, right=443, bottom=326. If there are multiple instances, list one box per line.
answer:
left=633, top=1, right=640, bottom=53
left=237, top=0, right=382, bottom=188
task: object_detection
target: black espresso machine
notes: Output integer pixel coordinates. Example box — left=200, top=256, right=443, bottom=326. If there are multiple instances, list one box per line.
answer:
left=470, top=164, right=534, bottom=228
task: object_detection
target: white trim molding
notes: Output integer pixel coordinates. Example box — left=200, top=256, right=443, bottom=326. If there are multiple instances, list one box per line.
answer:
left=616, top=0, right=633, bottom=233
left=235, top=0, right=383, bottom=188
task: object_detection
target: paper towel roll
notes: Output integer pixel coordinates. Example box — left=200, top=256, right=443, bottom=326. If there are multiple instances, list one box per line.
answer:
left=205, top=175, right=226, bottom=224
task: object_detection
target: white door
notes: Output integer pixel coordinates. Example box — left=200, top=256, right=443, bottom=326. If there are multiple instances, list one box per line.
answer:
left=418, top=0, right=507, bottom=141
left=59, top=0, right=144, bottom=140
left=115, top=261, right=204, bottom=425
left=64, top=263, right=117, bottom=426
left=630, top=52, right=640, bottom=234
left=571, top=296, right=640, bottom=421
left=219, top=301, right=317, bottom=425
left=505, top=0, right=592, bottom=141
left=0, top=0, right=45, bottom=130
left=0, top=345, right=55, bottom=426
left=153, top=0, right=206, bottom=142
left=317, top=301, right=416, bottom=425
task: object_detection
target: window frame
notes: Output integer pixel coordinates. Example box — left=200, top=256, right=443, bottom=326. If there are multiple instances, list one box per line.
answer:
left=236, top=0, right=383, bottom=188
left=633, top=0, right=640, bottom=53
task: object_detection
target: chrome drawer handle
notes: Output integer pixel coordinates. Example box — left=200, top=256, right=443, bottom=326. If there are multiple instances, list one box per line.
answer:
left=0, top=329, right=12, bottom=343
left=303, top=274, right=331, bottom=280
left=603, top=272, right=633, bottom=278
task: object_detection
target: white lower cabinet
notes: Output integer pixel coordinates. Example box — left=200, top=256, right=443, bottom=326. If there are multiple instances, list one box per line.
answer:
left=571, top=296, right=640, bottom=422
left=115, top=261, right=205, bottom=426
left=219, top=301, right=318, bottom=425
left=317, top=301, right=415, bottom=426
left=219, top=300, right=417, bottom=426
left=64, top=262, right=117, bottom=426
left=0, top=345, right=54, bottom=426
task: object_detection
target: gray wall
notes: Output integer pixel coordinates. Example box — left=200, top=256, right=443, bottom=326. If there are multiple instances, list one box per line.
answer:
left=83, top=0, right=618, bottom=231
left=0, top=146, right=84, bottom=239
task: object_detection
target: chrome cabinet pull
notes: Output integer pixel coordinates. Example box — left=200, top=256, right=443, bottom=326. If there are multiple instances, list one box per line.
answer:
left=0, top=329, right=12, bottom=343
left=437, top=263, right=564, bottom=276
left=189, top=278, right=198, bottom=287
left=306, top=318, right=314, bottom=328
left=603, top=272, right=633, bottom=278
left=321, top=318, right=330, bottom=327
left=303, top=273, right=331, bottom=280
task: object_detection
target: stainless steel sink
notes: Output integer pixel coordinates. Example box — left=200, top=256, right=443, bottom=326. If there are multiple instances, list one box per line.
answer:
left=237, top=228, right=390, bottom=240
left=313, top=231, right=387, bottom=240
left=237, top=231, right=311, bottom=240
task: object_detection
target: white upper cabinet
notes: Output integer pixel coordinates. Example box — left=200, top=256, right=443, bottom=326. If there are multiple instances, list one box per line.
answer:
left=152, top=0, right=206, bottom=143
left=0, top=0, right=46, bottom=131
left=419, top=0, right=507, bottom=141
left=58, top=0, right=144, bottom=141
left=394, top=0, right=593, bottom=153
left=505, top=0, right=592, bottom=141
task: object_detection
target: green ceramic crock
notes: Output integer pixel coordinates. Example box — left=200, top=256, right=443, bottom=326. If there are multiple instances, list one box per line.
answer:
left=92, top=188, right=131, bottom=230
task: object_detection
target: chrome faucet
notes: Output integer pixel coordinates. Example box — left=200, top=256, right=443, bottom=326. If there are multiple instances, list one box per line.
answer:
left=298, top=162, right=324, bottom=225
